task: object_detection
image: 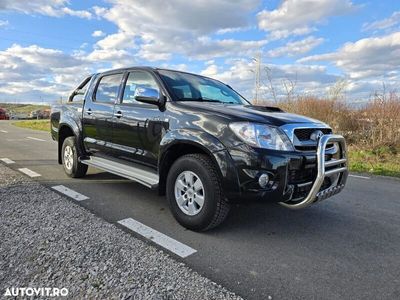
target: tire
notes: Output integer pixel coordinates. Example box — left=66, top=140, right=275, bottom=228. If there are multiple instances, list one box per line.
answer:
left=61, top=136, right=88, bottom=178
left=166, top=153, right=230, bottom=231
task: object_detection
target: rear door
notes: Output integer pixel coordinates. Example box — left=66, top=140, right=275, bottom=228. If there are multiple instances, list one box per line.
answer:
left=112, top=70, right=165, bottom=168
left=82, top=72, right=124, bottom=156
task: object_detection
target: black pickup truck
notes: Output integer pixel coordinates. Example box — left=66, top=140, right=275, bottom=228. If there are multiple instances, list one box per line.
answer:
left=51, top=67, right=348, bottom=231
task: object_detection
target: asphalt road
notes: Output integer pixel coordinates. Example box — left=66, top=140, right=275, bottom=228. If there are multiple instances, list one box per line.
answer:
left=1, top=120, right=399, bottom=300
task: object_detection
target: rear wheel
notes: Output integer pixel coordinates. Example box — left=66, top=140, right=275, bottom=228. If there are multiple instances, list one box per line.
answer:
left=166, top=154, right=230, bottom=231
left=61, top=136, right=88, bottom=178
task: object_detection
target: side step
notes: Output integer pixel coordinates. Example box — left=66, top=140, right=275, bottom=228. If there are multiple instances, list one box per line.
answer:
left=80, top=156, right=159, bottom=189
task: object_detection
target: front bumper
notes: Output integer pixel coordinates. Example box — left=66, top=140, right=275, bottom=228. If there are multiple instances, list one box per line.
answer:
left=227, top=134, right=348, bottom=208
left=279, top=134, right=348, bottom=209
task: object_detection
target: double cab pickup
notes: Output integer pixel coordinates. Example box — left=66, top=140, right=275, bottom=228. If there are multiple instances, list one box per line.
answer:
left=51, top=67, right=348, bottom=231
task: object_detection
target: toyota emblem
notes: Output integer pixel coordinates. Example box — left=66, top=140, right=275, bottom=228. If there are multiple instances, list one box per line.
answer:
left=310, top=130, right=324, bottom=141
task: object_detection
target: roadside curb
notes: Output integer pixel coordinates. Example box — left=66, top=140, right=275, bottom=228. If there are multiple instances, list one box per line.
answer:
left=0, top=164, right=242, bottom=299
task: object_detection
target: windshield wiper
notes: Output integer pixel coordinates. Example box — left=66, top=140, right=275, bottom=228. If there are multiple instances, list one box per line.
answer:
left=176, top=97, right=235, bottom=104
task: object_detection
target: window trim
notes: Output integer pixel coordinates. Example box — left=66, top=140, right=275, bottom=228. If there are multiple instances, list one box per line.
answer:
left=93, top=72, right=124, bottom=104
left=119, top=70, right=162, bottom=106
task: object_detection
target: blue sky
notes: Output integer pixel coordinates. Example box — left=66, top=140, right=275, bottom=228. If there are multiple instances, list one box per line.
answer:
left=0, top=0, right=399, bottom=103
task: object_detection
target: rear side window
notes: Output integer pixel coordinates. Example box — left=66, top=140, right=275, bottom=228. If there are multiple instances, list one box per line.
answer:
left=95, top=73, right=123, bottom=103
left=122, top=71, right=159, bottom=104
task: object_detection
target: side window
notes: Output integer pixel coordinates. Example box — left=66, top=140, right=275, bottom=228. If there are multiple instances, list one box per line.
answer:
left=95, top=73, right=123, bottom=103
left=122, top=71, right=159, bottom=104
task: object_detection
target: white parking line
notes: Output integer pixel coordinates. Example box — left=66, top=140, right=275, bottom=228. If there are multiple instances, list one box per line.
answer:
left=0, top=158, right=15, bottom=164
left=18, top=168, right=41, bottom=178
left=118, top=218, right=197, bottom=258
left=51, top=185, right=89, bottom=201
left=0, top=130, right=8, bottom=133
left=6, top=139, right=28, bottom=142
left=349, top=174, right=370, bottom=179
left=26, top=136, right=46, bottom=142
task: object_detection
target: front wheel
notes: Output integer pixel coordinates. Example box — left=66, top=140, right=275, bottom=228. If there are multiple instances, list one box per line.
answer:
left=166, top=154, right=230, bottom=231
left=61, top=136, right=88, bottom=178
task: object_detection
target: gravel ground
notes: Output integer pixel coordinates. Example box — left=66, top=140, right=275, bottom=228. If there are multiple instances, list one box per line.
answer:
left=0, top=164, right=242, bottom=299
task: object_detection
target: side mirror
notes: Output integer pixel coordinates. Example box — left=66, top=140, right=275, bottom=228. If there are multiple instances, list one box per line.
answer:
left=134, top=86, right=160, bottom=105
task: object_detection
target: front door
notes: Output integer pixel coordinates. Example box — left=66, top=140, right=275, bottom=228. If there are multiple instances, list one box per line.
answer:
left=112, top=70, right=165, bottom=168
left=82, top=72, right=124, bottom=156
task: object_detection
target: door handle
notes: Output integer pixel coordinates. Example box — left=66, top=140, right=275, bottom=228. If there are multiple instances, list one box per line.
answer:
left=86, top=108, right=92, bottom=115
left=114, top=111, right=123, bottom=118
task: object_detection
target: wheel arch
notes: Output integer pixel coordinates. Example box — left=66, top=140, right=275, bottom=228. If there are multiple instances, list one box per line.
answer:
left=158, top=129, right=240, bottom=198
left=58, top=123, right=81, bottom=164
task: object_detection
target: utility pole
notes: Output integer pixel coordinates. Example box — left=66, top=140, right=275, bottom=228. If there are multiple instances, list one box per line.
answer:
left=253, top=52, right=261, bottom=104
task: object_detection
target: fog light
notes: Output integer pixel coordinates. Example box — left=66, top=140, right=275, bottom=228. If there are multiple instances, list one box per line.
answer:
left=258, top=173, right=269, bottom=188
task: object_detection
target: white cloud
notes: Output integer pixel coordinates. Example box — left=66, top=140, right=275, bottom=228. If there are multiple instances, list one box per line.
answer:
left=0, top=44, right=90, bottom=102
left=267, top=26, right=316, bottom=40
left=61, top=7, right=92, bottom=19
left=192, top=37, right=268, bottom=60
left=92, top=30, right=106, bottom=38
left=0, top=0, right=92, bottom=19
left=200, top=59, right=340, bottom=100
left=201, top=64, right=219, bottom=77
left=159, top=63, right=188, bottom=72
left=0, top=20, right=9, bottom=27
left=258, top=0, right=357, bottom=39
left=93, top=0, right=262, bottom=61
left=88, top=31, right=137, bottom=67
left=216, top=26, right=254, bottom=35
left=95, top=31, right=135, bottom=50
left=87, top=48, right=135, bottom=68
left=6, top=44, right=81, bottom=68
left=96, top=0, right=259, bottom=35
left=0, top=0, right=395, bottom=103
left=267, top=36, right=324, bottom=58
left=299, top=32, right=400, bottom=79
left=363, top=11, right=400, bottom=32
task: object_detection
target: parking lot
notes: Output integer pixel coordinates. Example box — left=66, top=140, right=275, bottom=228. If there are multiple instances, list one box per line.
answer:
left=1, top=121, right=400, bottom=299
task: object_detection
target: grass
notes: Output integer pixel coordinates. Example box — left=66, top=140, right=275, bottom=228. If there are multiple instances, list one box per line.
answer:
left=12, top=119, right=50, bottom=132
left=348, top=146, right=400, bottom=178
left=0, top=103, right=50, bottom=115
left=276, top=94, right=400, bottom=178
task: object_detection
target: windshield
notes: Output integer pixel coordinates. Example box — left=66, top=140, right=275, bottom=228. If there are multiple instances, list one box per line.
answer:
left=158, top=70, right=249, bottom=105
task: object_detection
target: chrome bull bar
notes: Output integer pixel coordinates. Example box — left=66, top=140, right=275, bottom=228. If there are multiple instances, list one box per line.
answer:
left=280, top=134, right=348, bottom=210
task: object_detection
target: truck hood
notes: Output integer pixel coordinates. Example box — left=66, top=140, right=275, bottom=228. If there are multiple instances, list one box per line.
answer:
left=173, top=102, right=327, bottom=127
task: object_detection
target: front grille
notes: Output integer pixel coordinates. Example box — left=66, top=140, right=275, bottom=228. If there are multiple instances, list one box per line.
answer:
left=289, top=174, right=332, bottom=201
left=294, top=128, right=332, bottom=141
left=288, top=168, right=315, bottom=184
left=292, top=183, right=312, bottom=201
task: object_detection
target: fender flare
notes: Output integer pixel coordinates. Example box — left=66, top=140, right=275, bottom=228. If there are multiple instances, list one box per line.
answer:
left=159, top=129, right=241, bottom=197
left=57, top=115, right=84, bottom=164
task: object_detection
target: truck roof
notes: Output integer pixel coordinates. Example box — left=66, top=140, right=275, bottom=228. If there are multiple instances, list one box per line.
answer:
left=94, top=66, right=221, bottom=83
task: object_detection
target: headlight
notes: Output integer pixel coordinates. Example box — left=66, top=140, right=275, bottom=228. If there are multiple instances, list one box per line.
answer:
left=229, top=122, right=294, bottom=151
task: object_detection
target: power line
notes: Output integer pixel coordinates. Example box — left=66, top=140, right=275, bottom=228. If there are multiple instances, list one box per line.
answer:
left=0, top=35, right=86, bottom=51
left=253, top=52, right=261, bottom=103
left=0, top=27, right=94, bottom=44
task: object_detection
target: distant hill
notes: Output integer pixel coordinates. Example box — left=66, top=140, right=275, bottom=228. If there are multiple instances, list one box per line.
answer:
left=0, top=103, right=50, bottom=115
